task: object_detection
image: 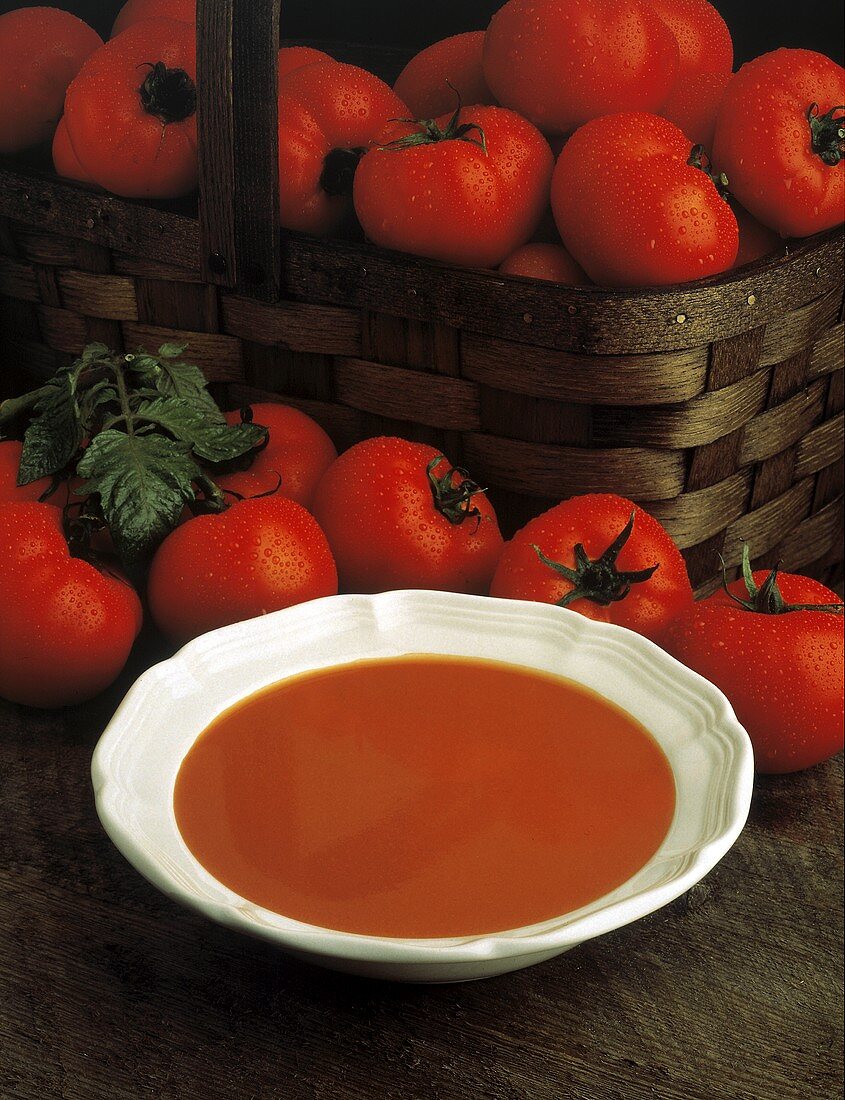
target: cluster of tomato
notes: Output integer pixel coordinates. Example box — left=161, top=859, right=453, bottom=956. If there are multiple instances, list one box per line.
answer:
left=1, top=403, right=843, bottom=776
left=1, top=0, right=843, bottom=286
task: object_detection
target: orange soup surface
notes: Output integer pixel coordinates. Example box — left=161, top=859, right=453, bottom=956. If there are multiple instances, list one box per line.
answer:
left=174, top=657, right=676, bottom=938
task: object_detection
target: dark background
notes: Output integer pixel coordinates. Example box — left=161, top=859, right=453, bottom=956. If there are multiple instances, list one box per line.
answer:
left=1, top=0, right=843, bottom=65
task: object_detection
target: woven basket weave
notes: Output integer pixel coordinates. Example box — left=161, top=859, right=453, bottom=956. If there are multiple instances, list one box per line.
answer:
left=0, top=0, right=842, bottom=595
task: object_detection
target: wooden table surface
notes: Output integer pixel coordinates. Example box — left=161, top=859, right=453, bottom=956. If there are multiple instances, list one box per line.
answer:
left=1, top=629, right=842, bottom=1100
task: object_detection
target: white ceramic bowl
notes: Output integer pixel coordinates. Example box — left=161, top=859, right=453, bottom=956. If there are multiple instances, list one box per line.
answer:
left=92, top=591, right=753, bottom=983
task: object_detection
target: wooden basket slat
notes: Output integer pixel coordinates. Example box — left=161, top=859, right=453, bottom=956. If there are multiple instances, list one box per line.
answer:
left=36, top=304, right=87, bottom=354
left=794, top=414, right=845, bottom=479
left=463, top=435, right=686, bottom=501
left=646, top=472, right=752, bottom=549
left=120, top=323, right=244, bottom=383
left=333, top=358, right=481, bottom=431
left=758, top=290, right=842, bottom=368
left=722, top=478, right=816, bottom=564
left=809, top=322, right=845, bottom=378
left=759, top=497, right=843, bottom=573
left=0, top=256, right=38, bottom=302
left=220, top=295, right=362, bottom=355
left=56, top=271, right=138, bottom=321
left=460, top=333, right=709, bottom=405
left=740, top=379, right=828, bottom=465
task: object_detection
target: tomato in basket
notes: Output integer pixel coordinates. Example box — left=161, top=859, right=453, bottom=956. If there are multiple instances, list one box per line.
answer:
left=0, top=6, right=102, bottom=155
left=112, top=0, right=195, bottom=36
left=499, top=243, right=590, bottom=284
left=394, top=32, right=494, bottom=120
left=59, top=18, right=198, bottom=199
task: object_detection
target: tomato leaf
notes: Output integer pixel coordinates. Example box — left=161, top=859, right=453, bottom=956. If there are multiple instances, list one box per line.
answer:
left=128, top=344, right=219, bottom=412
left=17, top=373, right=84, bottom=485
left=76, top=429, right=200, bottom=564
left=134, top=396, right=266, bottom=463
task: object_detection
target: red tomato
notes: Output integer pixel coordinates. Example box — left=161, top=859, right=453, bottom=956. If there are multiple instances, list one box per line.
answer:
left=277, top=60, right=406, bottom=236
left=648, top=0, right=731, bottom=148
left=278, top=46, right=333, bottom=80
left=552, top=112, right=738, bottom=285
left=483, top=0, right=678, bottom=136
left=0, top=440, right=53, bottom=503
left=490, top=494, right=693, bottom=643
left=663, top=556, right=844, bottom=773
left=732, top=204, right=782, bottom=268
left=713, top=49, right=845, bottom=238
left=311, top=437, right=504, bottom=595
left=499, top=242, right=590, bottom=284
left=61, top=19, right=197, bottom=199
left=354, top=105, right=553, bottom=268
left=52, top=116, right=93, bottom=183
left=216, top=403, right=337, bottom=509
left=0, top=7, right=101, bottom=154
left=0, top=501, right=142, bottom=708
left=394, top=32, right=494, bottom=120
left=112, top=0, right=195, bottom=36
left=147, top=497, right=338, bottom=645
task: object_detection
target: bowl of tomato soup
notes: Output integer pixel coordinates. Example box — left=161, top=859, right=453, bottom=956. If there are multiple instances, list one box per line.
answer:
left=92, top=591, right=753, bottom=982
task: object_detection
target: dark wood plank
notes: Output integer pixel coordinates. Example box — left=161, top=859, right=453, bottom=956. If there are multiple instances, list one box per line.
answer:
left=0, top=636, right=841, bottom=1100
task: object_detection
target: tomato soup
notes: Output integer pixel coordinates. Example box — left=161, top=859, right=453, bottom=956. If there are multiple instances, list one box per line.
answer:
left=174, top=657, right=676, bottom=938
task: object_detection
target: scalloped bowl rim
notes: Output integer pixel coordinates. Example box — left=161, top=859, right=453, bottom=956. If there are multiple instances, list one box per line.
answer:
left=92, top=591, right=754, bottom=970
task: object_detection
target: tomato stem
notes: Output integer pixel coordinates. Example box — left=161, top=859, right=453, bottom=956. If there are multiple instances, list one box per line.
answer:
left=138, top=61, right=197, bottom=125
left=426, top=455, right=486, bottom=528
left=532, top=511, right=659, bottom=608
left=719, top=544, right=844, bottom=615
left=688, top=145, right=730, bottom=199
left=807, top=103, right=845, bottom=166
left=379, top=90, right=488, bottom=155
left=319, top=147, right=367, bottom=196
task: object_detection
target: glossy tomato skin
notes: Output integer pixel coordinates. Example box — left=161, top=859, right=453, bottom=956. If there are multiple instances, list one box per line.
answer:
left=649, top=0, right=732, bottom=148
left=0, top=440, right=54, bottom=503
left=354, top=106, right=553, bottom=268
left=0, top=502, right=142, bottom=708
left=0, top=7, right=102, bottom=154
left=61, top=19, right=197, bottom=199
left=278, top=46, right=333, bottom=79
left=490, top=494, right=693, bottom=643
left=311, top=437, right=504, bottom=595
left=112, top=0, right=195, bottom=36
left=552, top=112, right=738, bottom=286
left=712, top=50, right=845, bottom=237
left=147, top=497, right=338, bottom=645
left=216, top=403, right=337, bottom=509
left=732, top=204, right=782, bottom=268
left=278, top=61, right=406, bottom=236
left=499, top=242, right=590, bottom=284
left=52, top=116, right=93, bottom=183
left=663, top=573, right=844, bottom=773
left=483, top=0, right=678, bottom=136
left=394, top=32, right=494, bottom=120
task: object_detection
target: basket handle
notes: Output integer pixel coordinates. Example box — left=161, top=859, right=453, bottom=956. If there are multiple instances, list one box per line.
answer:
left=197, top=0, right=281, bottom=301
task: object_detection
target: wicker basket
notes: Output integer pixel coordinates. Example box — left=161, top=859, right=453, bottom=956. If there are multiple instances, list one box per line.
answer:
left=0, top=0, right=842, bottom=595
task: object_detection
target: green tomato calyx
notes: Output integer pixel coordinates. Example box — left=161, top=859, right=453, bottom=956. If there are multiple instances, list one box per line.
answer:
left=138, top=61, right=197, bottom=125
left=533, top=511, right=659, bottom=609
left=426, top=455, right=486, bottom=528
left=379, top=89, right=488, bottom=155
left=720, top=544, right=844, bottom=615
left=807, top=103, right=845, bottom=166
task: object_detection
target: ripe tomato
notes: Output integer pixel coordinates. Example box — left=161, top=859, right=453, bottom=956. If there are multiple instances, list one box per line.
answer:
left=215, top=403, right=337, bottom=509
left=52, top=116, right=93, bottom=183
left=394, top=32, right=494, bottom=120
left=0, top=7, right=101, bottom=154
left=552, top=112, right=738, bottom=285
left=147, top=497, right=338, bottom=644
left=713, top=49, right=845, bottom=238
left=490, top=493, right=693, bottom=643
left=112, top=0, right=195, bottom=36
left=277, top=60, right=406, bottom=236
left=278, top=46, right=333, bottom=80
left=354, top=105, right=553, bottom=268
left=0, top=440, right=53, bottom=503
left=61, top=19, right=197, bottom=199
left=663, top=552, right=844, bottom=773
left=733, top=204, right=781, bottom=268
left=0, top=502, right=142, bottom=708
left=651, top=0, right=732, bottom=146
left=499, top=242, right=590, bottom=284
left=311, top=437, right=504, bottom=595
left=483, top=0, right=678, bottom=136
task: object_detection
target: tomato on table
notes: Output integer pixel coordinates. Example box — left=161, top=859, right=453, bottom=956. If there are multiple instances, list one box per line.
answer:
left=663, top=549, right=844, bottom=773
left=552, top=112, right=738, bottom=285
left=311, top=437, right=504, bottom=595
left=394, top=32, right=494, bottom=120
left=147, top=496, right=338, bottom=645
left=490, top=493, right=693, bottom=643
left=0, top=501, right=142, bottom=708
left=215, top=403, right=338, bottom=510
left=483, top=0, right=679, bottom=136
left=712, top=49, right=845, bottom=238
left=60, top=18, right=197, bottom=199
left=354, top=104, right=553, bottom=268
left=0, top=6, right=102, bottom=155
